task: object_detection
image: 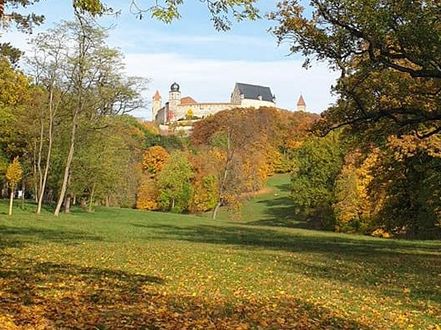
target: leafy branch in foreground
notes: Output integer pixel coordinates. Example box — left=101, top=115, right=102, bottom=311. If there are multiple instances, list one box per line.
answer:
left=271, top=0, right=441, bottom=138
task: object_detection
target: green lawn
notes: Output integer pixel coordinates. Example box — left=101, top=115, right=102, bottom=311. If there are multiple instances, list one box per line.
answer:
left=0, top=175, right=440, bottom=329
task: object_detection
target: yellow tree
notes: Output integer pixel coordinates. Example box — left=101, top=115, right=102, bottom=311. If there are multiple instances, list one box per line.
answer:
left=6, top=157, right=23, bottom=216
left=136, top=146, right=170, bottom=210
left=142, top=146, right=170, bottom=176
left=136, top=175, right=159, bottom=210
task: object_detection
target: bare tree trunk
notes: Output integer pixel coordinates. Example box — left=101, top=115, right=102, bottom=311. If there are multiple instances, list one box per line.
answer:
left=55, top=10, right=86, bottom=216
left=21, top=181, right=25, bottom=210
left=54, top=114, right=77, bottom=216
left=32, top=141, right=39, bottom=202
left=36, top=111, right=44, bottom=203
left=212, top=130, right=233, bottom=220
left=64, top=194, right=71, bottom=213
left=37, top=88, right=55, bottom=215
left=0, top=0, right=4, bottom=18
left=105, top=195, right=110, bottom=207
left=8, top=189, right=14, bottom=216
left=212, top=201, right=221, bottom=220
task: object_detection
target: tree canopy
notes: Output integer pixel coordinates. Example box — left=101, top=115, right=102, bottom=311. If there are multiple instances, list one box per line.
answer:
left=272, top=0, right=441, bottom=138
left=0, top=0, right=259, bottom=32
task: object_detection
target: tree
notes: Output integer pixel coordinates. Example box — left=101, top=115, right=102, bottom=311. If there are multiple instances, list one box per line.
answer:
left=0, top=0, right=44, bottom=31
left=6, top=157, right=23, bottom=216
left=272, top=0, right=441, bottom=138
left=52, top=16, right=145, bottom=216
left=368, top=135, right=441, bottom=238
left=136, top=175, right=159, bottom=210
left=157, top=151, right=193, bottom=212
left=290, top=131, right=345, bottom=228
left=27, top=26, right=69, bottom=215
left=333, top=149, right=376, bottom=233
left=1, top=0, right=259, bottom=32
left=189, top=174, right=218, bottom=213
left=191, top=107, right=319, bottom=219
left=72, top=0, right=259, bottom=31
left=142, top=146, right=170, bottom=176
left=0, top=57, right=33, bottom=187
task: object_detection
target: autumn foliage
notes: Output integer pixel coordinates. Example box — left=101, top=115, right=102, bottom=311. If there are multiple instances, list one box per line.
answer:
left=290, top=129, right=441, bottom=238
left=142, top=146, right=170, bottom=176
left=136, top=175, right=159, bottom=210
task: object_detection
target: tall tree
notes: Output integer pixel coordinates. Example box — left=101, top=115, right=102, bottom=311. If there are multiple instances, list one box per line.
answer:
left=27, top=26, right=69, bottom=214
left=52, top=14, right=145, bottom=216
left=272, top=0, right=441, bottom=138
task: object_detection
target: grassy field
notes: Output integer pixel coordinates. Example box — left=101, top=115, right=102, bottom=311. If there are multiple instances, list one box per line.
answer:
left=0, top=174, right=440, bottom=329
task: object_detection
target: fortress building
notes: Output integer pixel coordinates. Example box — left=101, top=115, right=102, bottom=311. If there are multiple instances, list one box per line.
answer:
left=152, top=82, right=276, bottom=124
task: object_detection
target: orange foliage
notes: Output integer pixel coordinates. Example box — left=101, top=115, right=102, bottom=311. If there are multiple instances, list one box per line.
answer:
left=142, top=146, right=170, bottom=175
left=136, top=175, right=159, bottom=210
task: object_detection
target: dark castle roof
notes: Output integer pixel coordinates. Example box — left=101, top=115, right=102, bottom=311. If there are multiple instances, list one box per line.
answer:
left=235, top=83, right=274, bottom=102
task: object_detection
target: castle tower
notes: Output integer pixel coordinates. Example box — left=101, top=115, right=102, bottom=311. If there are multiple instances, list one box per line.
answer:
left=168, top=82, right=181, bottom=122
left=297, top=95, right=306, bottom=112
left=152, top=90, right=162, bottom=120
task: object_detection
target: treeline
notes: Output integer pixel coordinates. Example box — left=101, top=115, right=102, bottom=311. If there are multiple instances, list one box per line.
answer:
left=272, top=0, right=441, bottom=239
left=290, top=130, right=441, bottom=239
left=135, top=107, right=318, bottom=219
left=0, top=16, right=151, bottom=215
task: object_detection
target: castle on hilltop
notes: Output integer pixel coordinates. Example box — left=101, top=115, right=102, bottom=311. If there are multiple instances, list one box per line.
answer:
left=152, top=82, right=307, bottom=124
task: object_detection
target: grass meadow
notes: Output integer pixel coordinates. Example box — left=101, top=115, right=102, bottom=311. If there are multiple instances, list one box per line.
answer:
left=0, top=175, right=440, bottom=329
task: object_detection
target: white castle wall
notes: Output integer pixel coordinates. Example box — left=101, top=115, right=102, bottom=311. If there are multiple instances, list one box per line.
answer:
left=175, top=103, right=236, bottom=120
left=240, top=99, right=276, bottom=108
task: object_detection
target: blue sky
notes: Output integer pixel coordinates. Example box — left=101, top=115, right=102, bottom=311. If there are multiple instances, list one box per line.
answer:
left=4, top=0, right=337, bottom=119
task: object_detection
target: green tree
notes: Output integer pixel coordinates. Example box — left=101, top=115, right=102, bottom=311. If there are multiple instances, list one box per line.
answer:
left=157, top=151, right=193, bottom=212
left=27, top=26, right=71, bottom=214
left=290, top=131, right=346, bottom=228
left=49, top=17, right=145, bottom=216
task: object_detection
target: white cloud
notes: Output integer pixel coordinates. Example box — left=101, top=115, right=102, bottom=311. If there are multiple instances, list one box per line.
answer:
left=124, top=53, right=339, bottom=120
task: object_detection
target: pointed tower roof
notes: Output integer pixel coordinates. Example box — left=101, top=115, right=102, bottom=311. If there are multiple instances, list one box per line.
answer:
left=297, top=95, right=306, bottom=106
left=153, top=90, right=161, bottom=101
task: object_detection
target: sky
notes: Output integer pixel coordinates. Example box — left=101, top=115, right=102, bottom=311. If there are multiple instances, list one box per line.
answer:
left=3, top=0, right=338, bottom=120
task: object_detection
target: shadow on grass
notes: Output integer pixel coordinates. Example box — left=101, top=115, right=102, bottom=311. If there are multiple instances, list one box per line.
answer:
left=245, top=192, right=319, bottom=230
left=0, top=255, right=371, bottom=329
left=0, top=225, right=103, bottom=251
left=251, top=196, right=311, bottom=229
left=133, top=223, right=441, bottom=256
left=133, top=223, right=441, bottom=305
left=0, top=255, right=167, bottom=328
left=274, top=183, right=292, bottom=193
